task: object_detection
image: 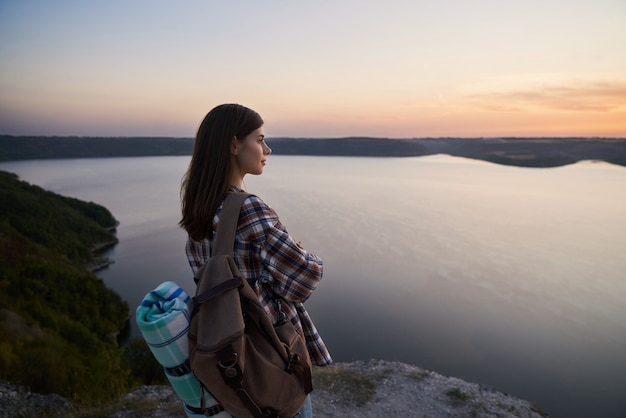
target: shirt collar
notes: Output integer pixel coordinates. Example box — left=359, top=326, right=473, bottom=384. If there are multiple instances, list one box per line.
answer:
left=228, top=185, right=245, bottom=193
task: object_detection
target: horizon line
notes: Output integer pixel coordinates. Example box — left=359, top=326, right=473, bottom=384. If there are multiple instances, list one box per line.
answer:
left=1, top=134, right=625, bottom=141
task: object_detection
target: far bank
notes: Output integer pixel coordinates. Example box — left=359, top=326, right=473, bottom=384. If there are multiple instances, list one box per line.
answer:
left=1, top=135, right=625, bottom=167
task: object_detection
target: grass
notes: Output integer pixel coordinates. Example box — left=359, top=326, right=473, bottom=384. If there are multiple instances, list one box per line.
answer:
left=68, top=393, right=186, bottom=418
left=446, top=387, right=470, bottom=401
left=410, top=369, right=431, bottom=382
left=313, top=366, right=378, bottom=406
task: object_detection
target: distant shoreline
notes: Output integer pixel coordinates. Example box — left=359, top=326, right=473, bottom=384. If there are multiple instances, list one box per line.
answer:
left=1, top=135, right=625, bottom=168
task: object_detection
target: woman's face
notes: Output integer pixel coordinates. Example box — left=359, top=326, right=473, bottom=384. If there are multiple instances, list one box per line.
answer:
left=233, top=127, right=271, bottom=177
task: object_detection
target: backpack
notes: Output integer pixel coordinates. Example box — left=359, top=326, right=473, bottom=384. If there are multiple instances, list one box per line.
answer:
left=135, top=282, right=229, bottom=417
left=188, top=192, right=313, bottom=418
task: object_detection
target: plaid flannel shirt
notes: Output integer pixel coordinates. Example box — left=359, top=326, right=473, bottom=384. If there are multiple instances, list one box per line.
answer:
left=185, top=186, right=332, bottom=366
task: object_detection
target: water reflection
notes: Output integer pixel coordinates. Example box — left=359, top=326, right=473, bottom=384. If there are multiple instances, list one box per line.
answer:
left=1, top=155, right=625, bottom=418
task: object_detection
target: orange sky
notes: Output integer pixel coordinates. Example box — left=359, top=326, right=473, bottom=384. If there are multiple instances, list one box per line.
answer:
left=1, top=1, right=625, bottom=138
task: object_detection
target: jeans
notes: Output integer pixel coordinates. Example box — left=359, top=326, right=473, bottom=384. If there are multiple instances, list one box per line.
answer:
left=294, top=394, right=312, bottom=418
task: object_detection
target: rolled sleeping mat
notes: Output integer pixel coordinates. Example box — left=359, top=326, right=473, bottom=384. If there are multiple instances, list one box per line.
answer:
left=136, top=281, right=231, bottom=417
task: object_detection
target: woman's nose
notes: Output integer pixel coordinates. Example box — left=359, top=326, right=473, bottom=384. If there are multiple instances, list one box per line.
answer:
left=264, top=143, right=272, bottom=155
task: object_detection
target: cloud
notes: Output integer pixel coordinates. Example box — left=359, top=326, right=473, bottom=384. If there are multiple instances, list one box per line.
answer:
left=465, top=80, right=626, bottom=112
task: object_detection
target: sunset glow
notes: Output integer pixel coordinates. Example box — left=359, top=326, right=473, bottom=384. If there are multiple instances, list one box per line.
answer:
left=1, top=0, right=624, bottom=138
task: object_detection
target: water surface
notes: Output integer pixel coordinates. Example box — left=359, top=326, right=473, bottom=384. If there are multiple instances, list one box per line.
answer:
left=2, top=155, right=625, bottom=418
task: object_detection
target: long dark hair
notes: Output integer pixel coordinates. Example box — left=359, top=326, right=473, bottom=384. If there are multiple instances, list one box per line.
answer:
left=180, top=104, right=263, bottom=241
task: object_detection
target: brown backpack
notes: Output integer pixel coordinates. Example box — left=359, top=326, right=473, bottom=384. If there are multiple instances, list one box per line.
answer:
left=188, top=192, right=313, bottom=418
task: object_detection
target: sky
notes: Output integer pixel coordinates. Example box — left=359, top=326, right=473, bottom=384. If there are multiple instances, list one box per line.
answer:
left=0, top=0, right=625, bottom=138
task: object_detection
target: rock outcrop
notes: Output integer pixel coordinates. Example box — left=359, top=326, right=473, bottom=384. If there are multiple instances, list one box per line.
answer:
left=0, top=360, right=549, bottom=417
left=0, top=379, right=70, bottom=418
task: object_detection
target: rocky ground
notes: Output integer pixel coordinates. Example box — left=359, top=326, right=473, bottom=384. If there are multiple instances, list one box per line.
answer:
left=1, top=360, right=549, bottom=418
left=308, top=360, right=548, bottom=418
left=0, top=380, right=70, bottom=418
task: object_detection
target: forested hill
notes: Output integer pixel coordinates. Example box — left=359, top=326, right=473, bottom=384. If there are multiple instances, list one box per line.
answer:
left=1, top=135, right=625, bottom=167
left=0, top=135, right=193, bottom=160
left=0, top=171, right=132, bottom=404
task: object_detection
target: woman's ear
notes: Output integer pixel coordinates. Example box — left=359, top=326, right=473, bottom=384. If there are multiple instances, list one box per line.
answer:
left=230, top=136, right=239, bottom=155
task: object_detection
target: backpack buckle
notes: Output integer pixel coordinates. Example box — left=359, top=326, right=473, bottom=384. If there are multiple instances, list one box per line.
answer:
left=274, top=300, right=289, bottom=326
left=218, top=351, right=241, bottom=381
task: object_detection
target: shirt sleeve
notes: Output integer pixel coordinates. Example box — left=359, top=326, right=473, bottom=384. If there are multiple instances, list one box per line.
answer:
left=185, top=236, right=208, bottom=275
left=239, top=195, right=323, bottom=303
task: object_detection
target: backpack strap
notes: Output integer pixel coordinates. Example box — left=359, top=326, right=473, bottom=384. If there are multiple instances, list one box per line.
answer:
left=192, top=191, right=251, bottom=286
left=212, top=192, right=252, bottom=255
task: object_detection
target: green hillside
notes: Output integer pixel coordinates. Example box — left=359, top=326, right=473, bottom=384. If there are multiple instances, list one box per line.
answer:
left=0, top=171, right=138, bottom=404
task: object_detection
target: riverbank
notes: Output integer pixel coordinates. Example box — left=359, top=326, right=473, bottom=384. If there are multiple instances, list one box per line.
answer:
left=1, top=360, right=549, bottom=417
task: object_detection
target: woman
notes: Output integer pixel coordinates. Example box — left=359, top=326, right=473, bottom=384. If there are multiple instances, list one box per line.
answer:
left=180, top=104, right=331, bottom=417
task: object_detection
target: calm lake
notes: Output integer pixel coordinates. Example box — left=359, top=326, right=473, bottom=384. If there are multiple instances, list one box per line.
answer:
left=2, top=155, right=625, bottom=418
